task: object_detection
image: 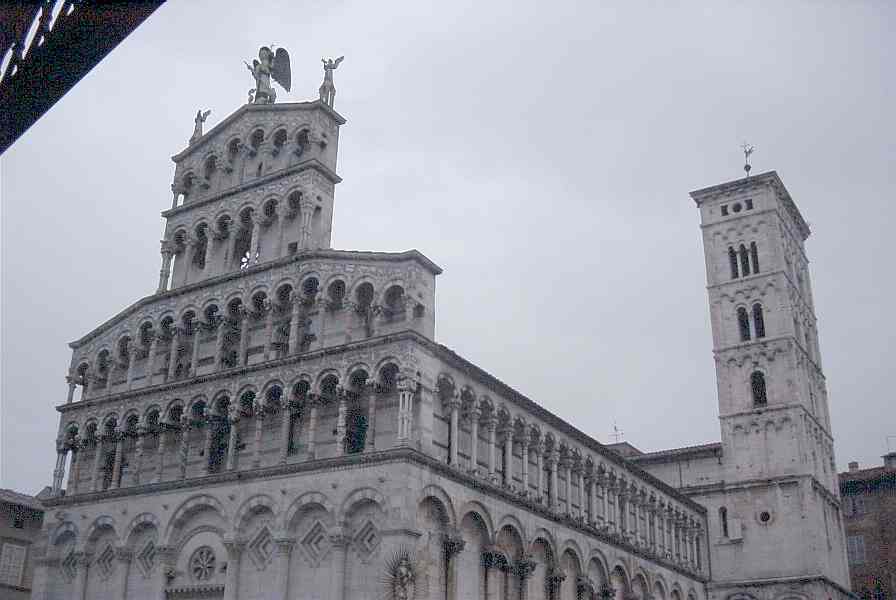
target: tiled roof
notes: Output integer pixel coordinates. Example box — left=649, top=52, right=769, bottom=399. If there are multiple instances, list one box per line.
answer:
left=0, top=488, right=44, bottom=511
left=630, top=442, right=723, bottom=462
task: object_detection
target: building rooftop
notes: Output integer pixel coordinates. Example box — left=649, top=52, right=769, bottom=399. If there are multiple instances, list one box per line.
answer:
left=0, top=488, right=45, bottom=512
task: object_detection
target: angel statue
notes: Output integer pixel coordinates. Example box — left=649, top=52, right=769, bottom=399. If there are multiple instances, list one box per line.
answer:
left=189, top=109, right=211, bottom=144
left=319, top=56, right=344, bottom=107
left=245, top=46, right=291, bottom=104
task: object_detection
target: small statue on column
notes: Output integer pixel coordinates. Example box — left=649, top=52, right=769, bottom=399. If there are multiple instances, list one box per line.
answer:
left=189, top=110, right=211, bottom=144
left=245, top=45, right=291, bottom=104
left=319, top=56, right=344, bottom=107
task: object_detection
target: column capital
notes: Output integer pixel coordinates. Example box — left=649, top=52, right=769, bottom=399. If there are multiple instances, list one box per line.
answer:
left=115, top=547, right=134, bottom=563
left=274, top=538, right=296, bottom=555
left=442, top=533, right=465, bottom=559
left=222, top=539, right=245, bottom=558
left=514, top=554, right=537, bottom=579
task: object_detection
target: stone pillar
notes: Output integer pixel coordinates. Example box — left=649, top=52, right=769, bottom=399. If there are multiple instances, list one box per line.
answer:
left=51, top=444, right=66, bottom=493
left=190, top=323, right=203, bottom=376
left=154, top=545, right=175, bottom=600
left=516, top=555, right=536, bottom=600
left=223, top=540, right=244, bottom=600
left=238, top=309, right=250, bottom=366
left=253, top=400, right=266, bottom=467
left=203, top=417, right=214, bottom=474
left=307, top=396, right=319, bottom=458
left=227, top=405, right=240, bottom=471
left=396, top=379, right=415, bottom=446
left=146, top=333, right=159, bottom=386
left=599, top=476, right=608, bottom=524
left=535, top=442, right=544, bottom=502
left=66, top=376, right=77, bottom=403
left=125, top=348, right=137, bottom=390
left=110, top=428, right=125, bottom=489
left=262, top=302, right=275, bottom=361
left=448, top=393, right=461, bottom=466
left=115, top=548, right=132, bottom=600
left=365, top=382, right=377, bottom=452
left=520, top=438, right=530, bottom=494
left=72, top=552, right=91, bottom=600
left=280, top=397, right=292, bottom=464
left=157, top=244, right=173, bottom=293
left=547, top=452, right=559, bottom=510
left=91, top=433, right=104, bottom=492
left=335, top=388, right=348, bottom=455
left=299, top=198, right=315, bottom=249
left=562, top=459, right=571, bottom=514
left=587, top=476, right=595, bottom=524
left=167, top=327, right=181, bottom=381
left=469, top=405, right=481, bottom=474
left=131, top=426, right=145, bottom=486
left=486, top=418, right=498, bottom=482
left=203, top=234, right=215, bottom=272
left=156, top=427, right=168, bottom=483
left=575, top=468, right=584, bottom=518
left=179, top=413, right=189, bottom=479
left=274, top=539, right=294, bottom=600
left=214, top=319, right=227, bottom=370
left=249, top=220, right=261, bottom=264
left=288, top=294, right=304, bottom=356
left=502, top=428, right=514, bottom=486
left=330, top=529, right=351, bottom=600
left=67, top=438, right=82, bottom=494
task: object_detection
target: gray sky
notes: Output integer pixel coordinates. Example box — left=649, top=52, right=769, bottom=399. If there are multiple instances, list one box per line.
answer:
left=2, top=0, right=894, bottom=494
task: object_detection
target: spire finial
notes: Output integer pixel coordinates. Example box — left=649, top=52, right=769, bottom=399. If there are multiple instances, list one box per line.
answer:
left=741, top=142, right=754, bottom=177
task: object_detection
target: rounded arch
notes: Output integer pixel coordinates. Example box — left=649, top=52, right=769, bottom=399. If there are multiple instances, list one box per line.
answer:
left=586, top=551, right=609, bottom=587
left=417, top=485, right=456, bottom=529
left=314, top=369, right=341, bottom=394
left=496, top=513, right=527, bottom=544
left=338, top=487, right=386, bottom=520
left=282, top=491, right=335, bottom=532
left=234, top=494, right=280, bottom=536
left=83, top=515, right=118, bottom=550
left=164, top=494, right=228, bottom=544
left=457, top=500, right=494, bottom=540
left=528, top=528, right=558, bottom=561
left=51, top=521, right=80, bottom=546
left=558, top=539, right=585, bottom=570
left=123, top=513, right=161, bottom=550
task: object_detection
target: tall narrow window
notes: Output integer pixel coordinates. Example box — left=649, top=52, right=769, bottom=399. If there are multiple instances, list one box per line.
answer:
left=752, top=304, right=766, bottom=338
left=739, top=244, right=751, bottom=276
left=737, top=307, right=751, bottom=341
left=751, top=371, right=767, bottom=406
left=728, top=247, right=739, bottom=279
left=719, top=507, right=729, bottom=538
left=750, top=242, right=760, bottom=273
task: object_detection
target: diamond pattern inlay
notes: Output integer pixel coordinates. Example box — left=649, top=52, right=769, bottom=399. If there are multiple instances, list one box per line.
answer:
left=61, top=550, right=77, bottom=581
left=248, top=526, right=274, bottom=570
left=355, top=520, right=379, bottom=556
left=301, top=521, right=329, bottom=563
left=96, top=545, right=115, bottom=580
left=137, top=540, right=156, bottom=577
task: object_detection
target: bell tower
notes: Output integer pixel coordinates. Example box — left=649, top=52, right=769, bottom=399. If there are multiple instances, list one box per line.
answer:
left=691, top=170, right=852, bottom=597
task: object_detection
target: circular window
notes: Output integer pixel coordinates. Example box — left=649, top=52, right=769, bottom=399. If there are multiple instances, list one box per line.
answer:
left=189, top=546, right=216, bottom=581
left=732, top=202, right=742, bottom=213
left=759, top=511, right=771, bottom=523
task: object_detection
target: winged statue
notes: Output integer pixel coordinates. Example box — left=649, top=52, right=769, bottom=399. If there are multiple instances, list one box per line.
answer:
left=245, top=46, right=291, bottom=104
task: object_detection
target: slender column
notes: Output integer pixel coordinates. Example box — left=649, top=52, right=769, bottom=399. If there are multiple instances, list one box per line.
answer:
left=299, top=198, right=315, bottom=249
left=67, top=438, right=82, bottom=493
left=289, top=294, right=303, bottom=355
left=157, top=245, right=173, bottom=293
left=203, top=416, right=214, bottom=474
left=131, top=426, right=145, bottom=486
left=469, top=405, right=481, bottom=473
left=335, top=388, right=348, bottom=455
left=263, top=301, right=275, bottom=360
left=238, top=309, right=250, bottom=366
left=365, top=383, right=377, bottom=451
left=307, top=395, right=319, bottom=458
left=562, top=459, right=572, bottom=514
left=115, top=548, right=132, bottom=600
left=547, top=451, right=559, bottom=510
left=156, top=427, right=168, bottom=483
left=486, top=418, right=498, bottom=481
left=179, top=413, right=189, bottom=479
left=189, top=323, right=203, bottom=376
left=203, top=234, right=215, bottom=271
left=51, top=443, right=65, bottom=493
left=520, top=438, right=530, bottom=494
left=396, top=379, right=414, bottom=445
left=516, top=556, right=536, bottom=600
left=222, top=541, right=244, bottom=600
left=110, top=428, right=125, bottom=489
left=146, top=333, right=159, bottom=385
left=448, top=393, right=461, bottom=465
left=249, top=220, right=261, bottom=263
left=91, top=433, right=104, bottom=492
left=274, top=539, right=294, bottom=600
left=330, top=529, right=350, bottom=600
left=279, top=397, right=292, bottom=464
left=587, top=477, right=596, bottom=524
left=535, top=442, right=544, bottom=502
left=214, top=319, right=227, bottom=370
left=72, top=552, right=91, bottom=600
left=576, top=468, right=585, bottom=517
left=502, top=428, right=514, bottom=486
left=66, top=375, right=77, bottom=403
left=226, top=404, right=240, bottom=470
left=253, top=400, right=266, bottom=467
left=599, top=475, right=608, bottom=524
left=167, top=327, right=181, bottom=381
left=154, top=545, right=176, bottom=600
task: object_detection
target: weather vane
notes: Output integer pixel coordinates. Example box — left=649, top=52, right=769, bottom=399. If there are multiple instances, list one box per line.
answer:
left=741, top=142, right=754, bottom=177
left=611, top=423, right=624, bottom=444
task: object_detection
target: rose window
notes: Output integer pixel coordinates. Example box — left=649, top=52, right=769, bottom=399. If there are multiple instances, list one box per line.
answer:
left=189, top=546, right=216, bottom=581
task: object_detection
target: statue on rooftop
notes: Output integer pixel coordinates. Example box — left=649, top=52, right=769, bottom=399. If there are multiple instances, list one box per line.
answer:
left=189, top=109, right=211, bottom=144
left=319, top=56, right=343, bottom=108
left=245, top=46, right=291, bottom=104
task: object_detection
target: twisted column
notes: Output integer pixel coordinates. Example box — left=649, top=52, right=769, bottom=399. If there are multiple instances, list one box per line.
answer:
left=157, top=244, right=173, bottom=293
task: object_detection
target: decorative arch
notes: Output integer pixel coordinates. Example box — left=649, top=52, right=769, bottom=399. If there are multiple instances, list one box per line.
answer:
left=495, top=513, right=527, bottom=544
left=338, top=487, right=387, bottom=520
left=83, top=515, right=118, bottom=549
left=282, top=491, right=335, bottom=531
left=234, top=494, right=280, bottom=536
left=51, top=521, right=80, bottom=545
left=457, top=500, right=494, bottom=539
left=528, top=528, right=558, bottom=561
left=417, top=485, right=456, bottom=528
left=164, top=494, right=228, bottom=543
left=123, top=513, right=161, bottom=549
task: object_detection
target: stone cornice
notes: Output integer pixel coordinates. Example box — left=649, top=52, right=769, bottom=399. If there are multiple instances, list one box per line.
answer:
left=676, top=472, right=840, bottom=506
left=172, top=100, right=346, bottom=162
left=68, top=249, right=442, bottom=349
left=721, top=401, right=833, bottom=443
left=707, top=573, right=855, bottom=598
left=161, top=159, right=341, bottom=220
left=44, top=446, right=706, bottom=583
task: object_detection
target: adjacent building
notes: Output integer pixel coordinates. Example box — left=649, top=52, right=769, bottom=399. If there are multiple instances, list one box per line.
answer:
left=0, top=488, right=46, bottom=599
left=840, top=454, right=896, bottom=599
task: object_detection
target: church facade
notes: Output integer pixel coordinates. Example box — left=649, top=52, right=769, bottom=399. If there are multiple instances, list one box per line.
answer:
left=30, top=64, right=850, bottom=600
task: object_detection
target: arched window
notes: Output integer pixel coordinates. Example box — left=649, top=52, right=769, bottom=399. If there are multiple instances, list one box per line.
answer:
left=728, top=247, right=739, bottom=279
left=752, top=303, right=766, bottom=338
left=750, top=242, right=760, bottom=274
left=737, top=307, right=751, bottom=342
left=719, top=506, right=729, bottom=537
left=751, top=371, right=767, bottom=406
left=739, top=244, right=751, bottom=276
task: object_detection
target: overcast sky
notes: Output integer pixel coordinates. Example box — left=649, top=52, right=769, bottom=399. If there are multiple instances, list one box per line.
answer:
left=2, top=1, right=894, bottom=494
